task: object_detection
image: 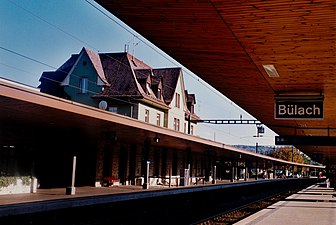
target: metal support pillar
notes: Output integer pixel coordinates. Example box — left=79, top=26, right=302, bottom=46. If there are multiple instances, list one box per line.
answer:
left=169, top=167, right=172, bottom=188
left=255, top=142, right=258, bottom=180
left=231, top=161, right=235, bottom=182
left=143, top=161, right=150, bottom=189
left=255, top=161, right=258, bottom=180
left=212, top=165, right=216, bottom=184
left=187, top=163, right=191, bottom=185
left=235, top=162, right=238, bottom=181
left=66, top=156, right=76, bottom=195
left=244, top=164, right=248, bottom=181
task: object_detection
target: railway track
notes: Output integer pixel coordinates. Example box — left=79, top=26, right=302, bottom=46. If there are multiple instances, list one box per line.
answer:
left=0, top=179, right=317, bottom=225
left=192, top=188, right=300, bottom=225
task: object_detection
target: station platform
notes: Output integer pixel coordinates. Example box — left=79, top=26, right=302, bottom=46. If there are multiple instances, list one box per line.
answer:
left=0, top=179, right=324, bottom=224
left=0, top=180, right=234, bottom=217
left=234, top=184, right=336, bottom=225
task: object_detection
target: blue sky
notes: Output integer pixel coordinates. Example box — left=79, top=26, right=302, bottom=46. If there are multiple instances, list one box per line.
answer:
left=0, top=0, right=278, bottom=145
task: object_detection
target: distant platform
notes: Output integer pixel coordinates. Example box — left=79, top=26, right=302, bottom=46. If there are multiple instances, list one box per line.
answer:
left=234, top=183, right=336, bottom=225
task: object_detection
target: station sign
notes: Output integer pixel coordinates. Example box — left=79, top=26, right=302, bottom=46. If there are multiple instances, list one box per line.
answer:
left=275, top=100, right=323, bottom=119
left=275, top=136, right=336, bottom=146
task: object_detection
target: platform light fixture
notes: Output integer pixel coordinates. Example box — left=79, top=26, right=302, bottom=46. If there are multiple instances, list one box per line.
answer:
left=254, top=124, right=265, bottom=138
left=262, top=64, right=279, bottom=77
left=274, top=91, right=324, bottom=101
left=153, top=134, right=160, bottom=143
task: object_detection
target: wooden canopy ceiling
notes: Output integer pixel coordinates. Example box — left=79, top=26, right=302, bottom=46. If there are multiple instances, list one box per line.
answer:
left=95, top=0, right=336, bottom=165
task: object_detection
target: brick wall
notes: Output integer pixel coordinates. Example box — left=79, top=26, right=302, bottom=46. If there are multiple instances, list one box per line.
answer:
left=95, top=142, right=215, bottom=185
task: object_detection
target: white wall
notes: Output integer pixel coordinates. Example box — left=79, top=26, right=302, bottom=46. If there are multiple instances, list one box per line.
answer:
left=183, top=121, right=197, bottom=135
left=137, top=103, right=164, bottom=126
left=168, top=76, right=186, bottom=132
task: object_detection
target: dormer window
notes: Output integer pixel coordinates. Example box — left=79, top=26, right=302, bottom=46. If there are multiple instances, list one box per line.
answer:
left=79, top=78, right=88, bottom=94
left=175, top=93, right=180, bottom=108
left=146, top=82, right=151, bottom=94
left=174, top=118, right=180, bottom=131
left=157, top=88, right=162, bottom=99
left=144, top=109, right=149, bottom=123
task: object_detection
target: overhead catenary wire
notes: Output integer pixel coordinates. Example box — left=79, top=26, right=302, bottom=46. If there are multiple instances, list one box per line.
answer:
left=6, top=0, right=246, bottom=117
left=4, top=0, right=171, bottom=93
left=7, top=0, right=182, bottom=97
left=83, top=0, right=248, bottom=114
left=2, top=0, right=269, bottom=141
left=6, top=0, right=99, bottom=52
left=0, top=61, right=35, bottom=77
left=0, top=46, right=191, bottom=124
left=199, top=123, right=256, bottom=145
left=0, top=46, right=195, bottom=121
left=0, top=46, right=137, bottom=106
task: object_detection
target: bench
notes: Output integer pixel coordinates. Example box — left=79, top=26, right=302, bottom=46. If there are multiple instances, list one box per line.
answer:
left=102, top=177, right=120, bottom=187
left=193, top=176, right=205, bottom=185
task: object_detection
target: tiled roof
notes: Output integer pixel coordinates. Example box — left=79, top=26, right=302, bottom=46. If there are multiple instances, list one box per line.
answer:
left=94, top=53, right=168, bottom=107
left=184, top=90, right=199, bottom=120
left=57, top=54, right=79, bottom=74
left=186, top=92, right=196, bottom=104
left=152, top=68, right=181, bottom=105
left=134, top=69, right=151, bottom=80
left=151, top=75, right=162, bottom=86
left=95, top=53, right=141, bottom=97
left=39, top=48, right=197, bottom=113
left=126, top=54, right=151, bottom=70
left=84, top=48, right=108, bottom=85
left=38, top=54, right=79, bottom=89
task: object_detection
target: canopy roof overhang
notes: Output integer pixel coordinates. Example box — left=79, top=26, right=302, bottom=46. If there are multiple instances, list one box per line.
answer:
left=0, top=78, right=324, bottom=169
left=94, top=0, right=336, bottom=165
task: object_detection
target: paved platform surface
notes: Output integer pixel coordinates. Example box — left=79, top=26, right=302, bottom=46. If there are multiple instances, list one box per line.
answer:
left=0, top=180, right=234, bottom=206
left=0, top=180, right=240, bottom=217
left=234, top=184, right=336, bottom=225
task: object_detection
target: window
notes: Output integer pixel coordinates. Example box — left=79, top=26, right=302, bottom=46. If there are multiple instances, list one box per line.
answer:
left=145, top=109, right=149, bottom=123
left=146, top=82, right=150, bottom=93
left=190, top=125, right=194, bottom=135
left=79, top=78, right=88, bottom=94
left=157, top=88, right=162, bottom=99
left=175, top=93, right=180, bottom=108
left=109, top=107, right=118, bottom=113
left=156, top=113, right=161, bottom=126
left=174, top=118, right=180, bottom=131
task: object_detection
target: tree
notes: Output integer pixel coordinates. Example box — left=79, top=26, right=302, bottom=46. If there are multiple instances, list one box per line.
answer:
left=268, top=146, right=304, bottom=164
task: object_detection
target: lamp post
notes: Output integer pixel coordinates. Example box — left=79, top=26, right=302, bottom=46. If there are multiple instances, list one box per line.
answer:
left=255, top=143, right=258, bottom=180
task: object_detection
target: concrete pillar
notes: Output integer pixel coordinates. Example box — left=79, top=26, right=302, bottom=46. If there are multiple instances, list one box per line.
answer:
left=30, top=177, right=37, bottom=193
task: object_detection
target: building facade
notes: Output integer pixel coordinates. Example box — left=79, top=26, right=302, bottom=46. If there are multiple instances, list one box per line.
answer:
left=39, top=47, right=199, bottom=134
